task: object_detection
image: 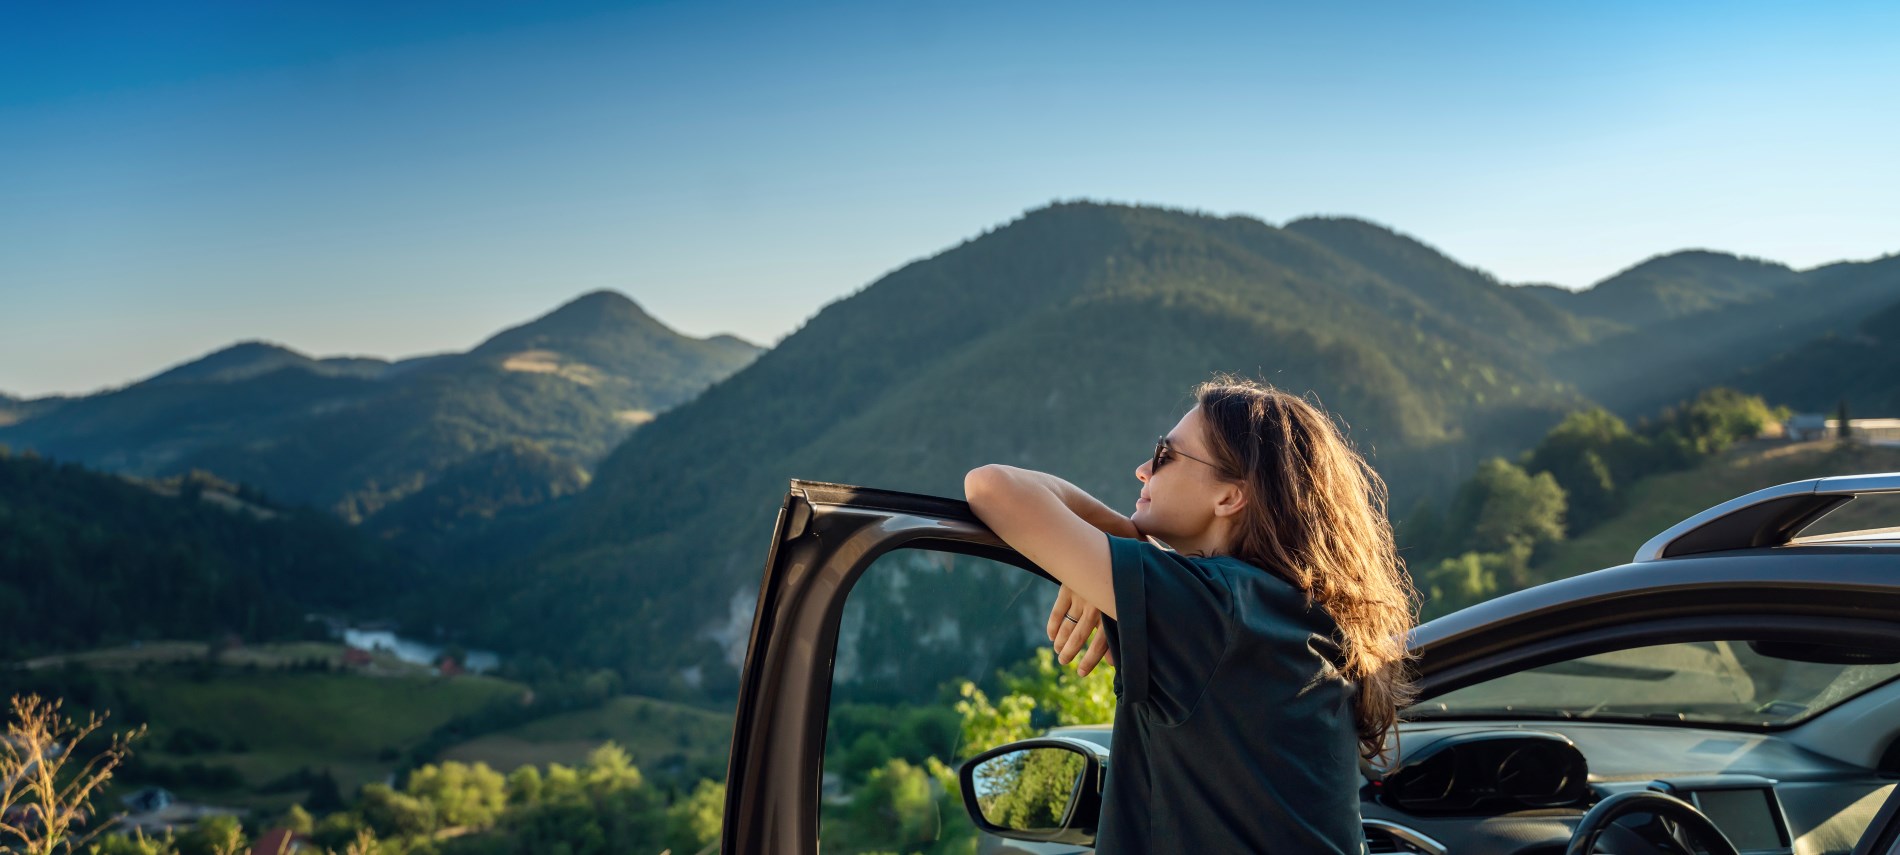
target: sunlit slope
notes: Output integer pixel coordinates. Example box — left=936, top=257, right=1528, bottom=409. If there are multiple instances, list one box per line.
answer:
left=498, top=202, right=1595, bottom=694
left=1282, top=216, right=1608, bottom=353
left=1536, top=250, right=1802, bottom=327
left=1530, top=439, right=1900, bottom=583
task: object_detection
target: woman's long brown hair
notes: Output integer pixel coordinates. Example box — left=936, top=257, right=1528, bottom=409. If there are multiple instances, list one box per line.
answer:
left=1193, top=374, right=1419, bottom=759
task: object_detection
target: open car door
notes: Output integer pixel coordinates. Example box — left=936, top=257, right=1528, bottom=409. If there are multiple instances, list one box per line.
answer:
left=720, top=480, right=1049, bottom=854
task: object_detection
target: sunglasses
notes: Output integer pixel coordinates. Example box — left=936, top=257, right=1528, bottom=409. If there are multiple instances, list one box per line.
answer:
left=1152, top=436, right=1228, bottom=476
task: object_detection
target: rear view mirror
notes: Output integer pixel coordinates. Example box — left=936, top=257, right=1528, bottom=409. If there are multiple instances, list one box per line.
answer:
left=958, top=737, right=1107, bottom=846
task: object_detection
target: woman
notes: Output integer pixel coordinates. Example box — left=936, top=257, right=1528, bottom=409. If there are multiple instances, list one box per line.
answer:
left=963, top=374, right=1418, bottom=853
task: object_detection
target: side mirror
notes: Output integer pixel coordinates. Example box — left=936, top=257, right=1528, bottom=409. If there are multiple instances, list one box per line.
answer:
left=958, top=737, right=1107, bottom=846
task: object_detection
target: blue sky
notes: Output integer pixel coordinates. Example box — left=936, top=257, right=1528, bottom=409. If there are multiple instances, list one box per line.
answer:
left=4, top=0, right=1897, bottom=397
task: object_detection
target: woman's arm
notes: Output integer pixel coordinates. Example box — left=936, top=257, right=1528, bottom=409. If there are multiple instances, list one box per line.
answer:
left=964, top=464, right=1135, bottom=620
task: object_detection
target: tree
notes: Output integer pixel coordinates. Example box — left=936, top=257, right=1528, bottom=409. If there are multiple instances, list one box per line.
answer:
left=404, top=760, right=506, bottom=830
left=0, top=694, right=145, bottom=855
left=1522, top=408, right=1633, bottom=532
left=1442, top=459, right=1567, bottom=557
left=844, top=759, right=939, bottom=851
left=662, top=779, right=724, bottom=855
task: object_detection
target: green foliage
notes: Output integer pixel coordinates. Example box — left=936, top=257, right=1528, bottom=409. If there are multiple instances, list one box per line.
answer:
left=1522, top=408, right=1635, bottom=530
left=0, top=453, right=419, bottom=656
left=283, top=804, right=316, bottom=835
left=662, top=779, right=724, bottom=854
left=1413, top=387, right=1787, bottom=617
left=846, top=759, right=940, bottom=850
left=404, top=761, right=508, bottom=830
left=1435, top=459, right=1568, bottom=559
left=170, top=815, right=244, bottom=855
left=952, top=647, right=1113, bottom=760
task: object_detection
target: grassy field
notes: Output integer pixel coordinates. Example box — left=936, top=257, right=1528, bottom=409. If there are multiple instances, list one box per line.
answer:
left=439, top=695, right=732, bottom=784
left=96, top=668, right=526, bottom=810
left=1531, top=439, right=1900, bottom=582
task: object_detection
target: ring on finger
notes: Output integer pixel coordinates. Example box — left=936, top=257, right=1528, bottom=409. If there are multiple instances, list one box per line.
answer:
left=1063, top=614, right=1079, bottom=623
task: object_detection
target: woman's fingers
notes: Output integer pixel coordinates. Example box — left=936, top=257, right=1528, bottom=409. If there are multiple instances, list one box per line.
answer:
left=1076, top=626, right=1112, bottom=676
left=1046, top=585, right=1075, bottom=642
left=1057, top=603, right=1101, bottom=665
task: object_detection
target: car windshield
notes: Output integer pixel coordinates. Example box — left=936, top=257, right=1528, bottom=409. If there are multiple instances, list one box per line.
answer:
left=1413, top=641, right=1900, bottom=727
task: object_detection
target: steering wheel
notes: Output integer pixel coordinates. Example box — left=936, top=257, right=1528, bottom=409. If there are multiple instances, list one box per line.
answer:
left=1565, top=790, right=1741, bottom=855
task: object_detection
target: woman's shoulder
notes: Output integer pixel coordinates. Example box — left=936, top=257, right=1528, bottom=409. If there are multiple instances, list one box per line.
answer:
left=1194, top=552, right=1299, bottom=594
left=1199, top=554, right=1338, bottom=627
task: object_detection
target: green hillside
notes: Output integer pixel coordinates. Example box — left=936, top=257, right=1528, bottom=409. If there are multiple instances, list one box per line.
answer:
left=1, top=661, right=527, bottom=810
left=0, top=291, right=760, bottom=525
left=439, top=695, right=731, bottom=783
left=0, top=450, right=419, bottom=656
left=478, top=202, right=1613, bottom=701
left=1281, top=216, right=1609, bottom=354
left=1530, top=439, right=1900, bottom=583
left=1535, top=250, right=1800, bottom=326
left=1726, top=294, right=1900, bottom=414
left=1546, top=254, right=1900, bottom=415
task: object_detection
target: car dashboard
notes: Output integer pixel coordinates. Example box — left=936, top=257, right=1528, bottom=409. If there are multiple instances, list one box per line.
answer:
left=1360, top=720, right=1898, bottom=855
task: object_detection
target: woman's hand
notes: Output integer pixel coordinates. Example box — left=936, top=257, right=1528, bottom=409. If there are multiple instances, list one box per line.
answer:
left=1047, top=583, right=1115, bottom=676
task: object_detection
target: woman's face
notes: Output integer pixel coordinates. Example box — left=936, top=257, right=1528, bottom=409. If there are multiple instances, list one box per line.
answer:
left=1131, top=406, right=1237, bottom=545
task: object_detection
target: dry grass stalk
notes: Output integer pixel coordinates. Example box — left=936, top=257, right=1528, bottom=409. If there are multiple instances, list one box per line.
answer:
left=0, top=694, right=146, bottom=855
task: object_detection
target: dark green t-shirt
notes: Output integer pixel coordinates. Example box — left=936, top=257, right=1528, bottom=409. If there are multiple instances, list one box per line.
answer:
left=1095, top=533, right=1366, bottom=854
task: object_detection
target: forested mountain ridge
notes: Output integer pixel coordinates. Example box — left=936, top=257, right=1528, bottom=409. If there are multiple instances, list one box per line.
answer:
left=1726, top=293, right=1900, bottom=414
left=1280, top=216, right=1611, bottom=354
left=0, top=291, right=761, bottom=525
left=475, top=202, right=1618, bottom=697
left=141, top=340, right=394, bottom=386
left=0, top=449, right=417, bottom=656
left=1533, top=250, right=1802, bottom=327
left=1546, top=253, right=1900, bottom=415
left=459, top=202, right=1900, bottom=704
left=0, top=391, right=65, bottom=427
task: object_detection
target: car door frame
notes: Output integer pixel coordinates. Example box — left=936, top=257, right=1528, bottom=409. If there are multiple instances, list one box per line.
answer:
left=722, top=480, right=1052, bottom=854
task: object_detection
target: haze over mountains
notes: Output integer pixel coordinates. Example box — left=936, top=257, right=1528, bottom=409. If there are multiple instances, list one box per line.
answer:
left=0, top=291, right=760, bottom=531
left=7, top=201, right=1897, bottom=705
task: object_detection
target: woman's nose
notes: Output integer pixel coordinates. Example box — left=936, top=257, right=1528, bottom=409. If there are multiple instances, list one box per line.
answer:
left=1135, top=460, right=1151, bottom=483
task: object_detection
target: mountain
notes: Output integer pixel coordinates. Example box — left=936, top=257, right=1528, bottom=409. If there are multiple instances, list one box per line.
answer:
left=470, top=202, right=1610, bottom=699
left=1724, top=291, right=1900, bottom=414
left=1528, top=250, right=1802, bottom=327
left=142, top=341, right=391, bottom=386
left=1546, top=254, right=1900, bottom=415
left=467, top=204, right=1900, bottom=705
left=0, top=450, right=419, bottom=657
left=1280, top=217, right=1612, bottom=353
left=0, top=291, right=761, bottom=524
left=0, top=391, right=66, bottom=428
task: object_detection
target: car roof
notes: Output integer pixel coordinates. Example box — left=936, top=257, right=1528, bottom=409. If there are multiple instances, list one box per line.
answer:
left=1634, top=471, right=1900, bottom=560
